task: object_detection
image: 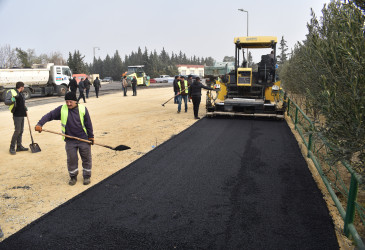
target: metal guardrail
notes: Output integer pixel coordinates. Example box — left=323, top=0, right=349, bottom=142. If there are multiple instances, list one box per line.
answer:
left=286, top=94, right=365, bottom=249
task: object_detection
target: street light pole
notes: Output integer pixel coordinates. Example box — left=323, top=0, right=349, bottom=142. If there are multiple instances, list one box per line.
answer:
left=93, top=47, right=100, bottom=60
left=238, top=9, right=249, bottom=65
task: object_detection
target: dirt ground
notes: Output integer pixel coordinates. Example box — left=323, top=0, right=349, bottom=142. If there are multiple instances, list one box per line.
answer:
left=0, top=87, right=198, bottom=240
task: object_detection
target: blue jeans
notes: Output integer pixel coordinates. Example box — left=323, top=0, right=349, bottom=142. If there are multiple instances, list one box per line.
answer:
left=174, top=91, right=178, bottom=103
left=178, top=95, right=188, bottom=112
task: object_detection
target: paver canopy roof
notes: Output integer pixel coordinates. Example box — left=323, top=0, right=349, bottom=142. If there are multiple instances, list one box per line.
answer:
left=234, top=36, right=277, bottom=49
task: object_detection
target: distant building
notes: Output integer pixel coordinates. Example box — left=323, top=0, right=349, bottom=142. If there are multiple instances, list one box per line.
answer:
left=176, top=65, right=204, bottom=77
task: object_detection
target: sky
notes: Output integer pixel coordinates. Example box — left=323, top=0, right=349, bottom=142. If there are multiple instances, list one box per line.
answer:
left=0, top=0, right=330, bottom=64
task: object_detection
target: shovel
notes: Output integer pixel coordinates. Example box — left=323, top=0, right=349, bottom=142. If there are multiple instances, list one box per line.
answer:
left=42, top=129, right=130, bottom=151
left=26, top=112, right=41, bottom=153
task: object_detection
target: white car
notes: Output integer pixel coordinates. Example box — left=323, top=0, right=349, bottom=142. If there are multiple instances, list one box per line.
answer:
left=154, top=75, right=174, bottom=83
left=101, top=77, right=113, bottom=82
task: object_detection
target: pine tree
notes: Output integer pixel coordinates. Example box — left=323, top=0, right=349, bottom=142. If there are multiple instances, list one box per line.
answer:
left=111, top=50, right=123, bottom=80
left=277, top=36, right=288, bottom=64
left=15, top=48, right=31, bottom=68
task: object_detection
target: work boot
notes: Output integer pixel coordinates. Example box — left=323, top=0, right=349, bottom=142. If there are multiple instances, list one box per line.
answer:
left=16, top=145, right=29, bottom=152
left=195, top=116, right=200, bottom=119
left=83, top=177, right=90, bottom=185
left=69, top=176, right=77, bottom=186
left=177, top=111, right=180, bottom=113
left=9, top=147, right=16, bottom=155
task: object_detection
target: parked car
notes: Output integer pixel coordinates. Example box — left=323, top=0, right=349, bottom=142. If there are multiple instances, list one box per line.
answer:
left=101, top=77, right=113, bottom=82
left=150, top=78, right=157, bottom=83
left=154, top=75, right=174, bottom=83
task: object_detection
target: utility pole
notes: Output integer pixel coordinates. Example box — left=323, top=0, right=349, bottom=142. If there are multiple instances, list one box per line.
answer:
left=238, top=9, right=249, bottom=63
left=93, top=47, right=100, bottom=60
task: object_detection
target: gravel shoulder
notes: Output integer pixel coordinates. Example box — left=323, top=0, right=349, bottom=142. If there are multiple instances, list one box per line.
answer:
left=0, top=86, right=197, bottom=240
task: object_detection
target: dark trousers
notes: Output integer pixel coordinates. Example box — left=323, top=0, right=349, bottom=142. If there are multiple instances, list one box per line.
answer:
left=95, top=87, right=99, bottom=98
left=132, top=84, right=137, bottom=96
left=11, top=116, right=24, bottom=149
left=65, top=140, right=92, bottom=178
left=78, top=91, right=86, bottom=103
left=174, top=91, right=178, bottom=103
left=86, top=88, right=90, bottom=98
left=123, top=86, right=127, bottom=96
left=70, top=89, right=77, bottom=95
left=192, top=96, right=201, bottom=118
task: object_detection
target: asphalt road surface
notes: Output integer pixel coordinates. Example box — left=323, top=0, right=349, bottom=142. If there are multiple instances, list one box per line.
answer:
left=0, top=118, right=339, bottom=249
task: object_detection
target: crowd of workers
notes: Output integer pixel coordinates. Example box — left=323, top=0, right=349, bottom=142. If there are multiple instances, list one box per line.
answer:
left=173, top=75, right=217, bottom=119
left=4, top=75, right=216, bottom=187
left=2, top=74, right=216, bottom=238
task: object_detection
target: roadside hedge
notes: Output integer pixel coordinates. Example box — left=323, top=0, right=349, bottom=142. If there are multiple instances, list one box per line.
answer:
left=280, top=0, right=365, bottom=175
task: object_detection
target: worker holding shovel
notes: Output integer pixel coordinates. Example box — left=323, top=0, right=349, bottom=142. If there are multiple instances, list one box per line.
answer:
left=35, top=92, right=94, bottom=186
left=4, top=81, right=29, bottom=155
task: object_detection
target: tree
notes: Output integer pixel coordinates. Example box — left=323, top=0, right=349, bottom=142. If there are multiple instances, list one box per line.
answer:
left=15, top=48, right=31, bottom=68
left=277, top=36, right=289, bottom=64
left=103, top=54, right=112, bottom=78
left=223, top=56, right=235, bottom=62
left=48, top=52, right=66, bottom=65
left=87, top=46, right=209, bottom=78
left=280, top=1, right=365, bottom=174
left=67, top=50, right=87, bottom=74
left=203, top=57, right=215, bottom=66
left=111, top=50, right=123, bottom=80
left=0, top=45, right=20, bottom=68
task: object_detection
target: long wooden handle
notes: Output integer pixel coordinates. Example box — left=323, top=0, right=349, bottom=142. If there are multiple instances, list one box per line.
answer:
left=41, top=129, right=112, bottom=148
left=26, top=112, right=35, bottom=144
left=42, top=129, right=92, bottom=144
left=162, top=88, right=186, bottom=105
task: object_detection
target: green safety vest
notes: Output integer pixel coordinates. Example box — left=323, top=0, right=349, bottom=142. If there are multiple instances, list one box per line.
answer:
left=177, top=80, right=188, bottom=94
left=60, top=104, right=87, bottom=140
left=8, top=89, right=17, bottom=113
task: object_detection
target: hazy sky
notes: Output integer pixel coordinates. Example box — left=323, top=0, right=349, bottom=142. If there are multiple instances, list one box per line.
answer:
left=0, top=0, right=329, bottom=64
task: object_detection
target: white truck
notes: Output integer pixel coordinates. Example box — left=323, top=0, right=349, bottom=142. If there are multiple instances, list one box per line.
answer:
left=0, top=63, right=72, bottom=100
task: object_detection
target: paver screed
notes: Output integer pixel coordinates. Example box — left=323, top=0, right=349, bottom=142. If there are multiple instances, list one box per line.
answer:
left=0, top=118, right=339, bottom=249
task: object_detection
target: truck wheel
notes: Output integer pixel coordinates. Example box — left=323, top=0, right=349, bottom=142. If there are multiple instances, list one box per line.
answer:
left=57, top=85, right=67, bottom=96
left=23, top=88, right=32, bottom=100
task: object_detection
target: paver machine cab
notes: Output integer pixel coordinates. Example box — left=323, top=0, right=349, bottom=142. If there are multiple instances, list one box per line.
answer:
left=205, top=36, right=285, bottom=118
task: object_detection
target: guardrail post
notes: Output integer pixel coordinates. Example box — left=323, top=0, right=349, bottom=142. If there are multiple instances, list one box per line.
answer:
left=307, top=132, right=313, bottom=158
left=294, top=107, right=299, bottom=130
left=344, top=174, right=359, bottom=236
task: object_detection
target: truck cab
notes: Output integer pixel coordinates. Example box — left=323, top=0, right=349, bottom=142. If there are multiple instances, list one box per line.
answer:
left=50, top=65, right=72, bottom=85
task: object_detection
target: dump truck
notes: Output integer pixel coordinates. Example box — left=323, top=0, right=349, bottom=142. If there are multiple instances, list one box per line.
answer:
left=0, top=63, right=72, bottom=100
left=124, top=65, right=150, bottom=86
left=205, top=36, right=286, bottom=118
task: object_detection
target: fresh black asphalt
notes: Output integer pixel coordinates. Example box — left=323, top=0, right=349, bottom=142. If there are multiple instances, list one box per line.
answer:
left=0, top=118, right=339, bottom=249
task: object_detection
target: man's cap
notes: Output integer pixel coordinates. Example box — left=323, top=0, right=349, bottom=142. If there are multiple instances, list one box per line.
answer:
left=65, top=92, right=77, bottom=101
left=196, top=77, right=200, bottom=81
